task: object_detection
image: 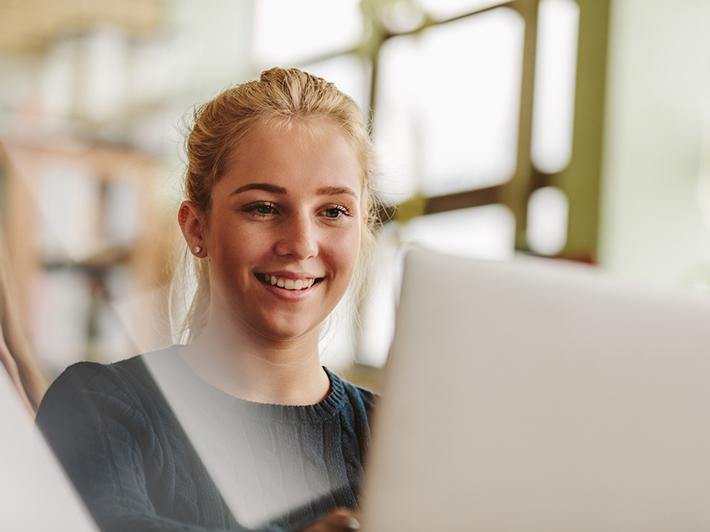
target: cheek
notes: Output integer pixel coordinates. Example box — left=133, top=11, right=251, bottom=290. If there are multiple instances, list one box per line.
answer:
left=327, top=226, right=362, bottom=276
left=207, top=227, right=263, bottom=283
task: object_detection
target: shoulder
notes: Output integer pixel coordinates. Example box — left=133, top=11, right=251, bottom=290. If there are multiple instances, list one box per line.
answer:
left=36, top=346, right=181, bottom=426
left=326, top=367, right=378, bottom=416
left=346, top=379, right=378, bottom=414
left=42, top=347, right=172, bottom=401
left=39, top=360, right=130, bottom=407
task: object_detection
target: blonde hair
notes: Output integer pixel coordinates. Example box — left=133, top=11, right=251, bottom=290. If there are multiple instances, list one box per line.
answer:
left=174, top=67, right=379, bottom=342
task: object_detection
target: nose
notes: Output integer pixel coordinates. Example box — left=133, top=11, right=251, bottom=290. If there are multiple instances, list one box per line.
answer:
left=274, top=212, right=318, bottom=260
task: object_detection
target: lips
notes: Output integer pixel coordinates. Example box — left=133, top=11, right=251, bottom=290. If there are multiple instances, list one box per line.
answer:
left=254, top=272, right=325, bottom=292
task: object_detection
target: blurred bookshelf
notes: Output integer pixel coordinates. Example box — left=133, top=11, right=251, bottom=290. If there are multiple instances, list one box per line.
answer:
left=0, top=137, right=176, bottom=376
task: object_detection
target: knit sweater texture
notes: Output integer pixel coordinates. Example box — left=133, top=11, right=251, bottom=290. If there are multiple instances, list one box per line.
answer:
left=35, top=346, right=377, bottom=532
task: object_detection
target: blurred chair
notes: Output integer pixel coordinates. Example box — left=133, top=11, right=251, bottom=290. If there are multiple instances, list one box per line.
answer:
left=0, top=232, right=47, bottom=414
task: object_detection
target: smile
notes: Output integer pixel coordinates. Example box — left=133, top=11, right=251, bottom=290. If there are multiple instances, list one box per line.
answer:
left=254, top=273, right=324, bottom=291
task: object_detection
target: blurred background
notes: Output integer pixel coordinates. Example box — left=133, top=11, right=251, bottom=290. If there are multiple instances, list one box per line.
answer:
left=1, top=0, right=709, bottom=390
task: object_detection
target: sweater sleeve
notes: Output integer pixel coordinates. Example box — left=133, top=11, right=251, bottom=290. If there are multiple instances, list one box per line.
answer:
left=35, top=363, right=288, bottom=532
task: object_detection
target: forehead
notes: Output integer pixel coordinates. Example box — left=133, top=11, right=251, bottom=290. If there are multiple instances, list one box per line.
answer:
left=218, top=117, right=362, bottom=195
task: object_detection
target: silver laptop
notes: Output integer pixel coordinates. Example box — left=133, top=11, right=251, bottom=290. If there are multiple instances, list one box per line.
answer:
left=0, top=369, right=97, bottom=531
left=360, top=247, right=710, bottom=532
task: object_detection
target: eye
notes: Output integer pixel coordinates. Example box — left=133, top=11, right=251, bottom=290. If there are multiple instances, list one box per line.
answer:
left=321, top=205, right=351, bottom=220
left=243, top=202, right=278, bottom=217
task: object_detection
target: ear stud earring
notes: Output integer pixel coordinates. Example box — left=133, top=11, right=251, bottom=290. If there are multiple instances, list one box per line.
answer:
left=192, top=245, right=202, bottom=255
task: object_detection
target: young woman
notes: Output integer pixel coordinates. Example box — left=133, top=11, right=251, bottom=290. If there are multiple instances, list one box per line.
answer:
left=36, top=68, right=378, bottom=532
left=0, top=233, right=47, bottom=415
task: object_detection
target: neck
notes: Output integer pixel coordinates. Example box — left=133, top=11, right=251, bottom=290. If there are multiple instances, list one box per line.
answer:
left=180, top=314, right=329, bottom=406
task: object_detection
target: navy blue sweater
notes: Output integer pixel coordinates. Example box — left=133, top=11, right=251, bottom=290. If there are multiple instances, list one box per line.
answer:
left=36, top=347, right=376, bottom=532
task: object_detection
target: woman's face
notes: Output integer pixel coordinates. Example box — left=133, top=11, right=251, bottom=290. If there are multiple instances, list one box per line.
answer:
left=199, top=118, right=363, bottom=344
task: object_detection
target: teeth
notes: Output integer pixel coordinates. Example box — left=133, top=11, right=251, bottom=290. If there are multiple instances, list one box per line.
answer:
left=263, top=274, right=316, bottom=291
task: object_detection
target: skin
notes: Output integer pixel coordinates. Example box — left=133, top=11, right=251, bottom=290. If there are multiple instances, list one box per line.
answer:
left=302, top=508, right=361, bottom=531
left=178, top=116, right=364, bottom=406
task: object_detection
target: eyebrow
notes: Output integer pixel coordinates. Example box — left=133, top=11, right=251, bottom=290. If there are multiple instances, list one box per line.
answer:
left=315, top=186, right=357, bottom=198
left=230, top=183, right=287, bottom=195
left=230, top=183, right=357, bottom=198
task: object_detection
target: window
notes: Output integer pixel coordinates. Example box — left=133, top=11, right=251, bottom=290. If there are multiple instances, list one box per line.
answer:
left=251, top=0, right=593, bottom=367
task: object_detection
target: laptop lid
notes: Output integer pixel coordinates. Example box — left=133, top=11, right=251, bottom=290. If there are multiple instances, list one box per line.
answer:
left=0, top=369, right=96, bottom=531
left=361, top=247, right=710, bottom=532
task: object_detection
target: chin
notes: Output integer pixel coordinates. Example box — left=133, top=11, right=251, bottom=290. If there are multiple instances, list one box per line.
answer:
left=260, top=329, right=316, bottom=344
left=253, top=318, right=319, bottom=343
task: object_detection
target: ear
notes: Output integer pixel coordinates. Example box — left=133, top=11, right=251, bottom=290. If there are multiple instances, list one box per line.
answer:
left=178, top=201, right=207, bottom=256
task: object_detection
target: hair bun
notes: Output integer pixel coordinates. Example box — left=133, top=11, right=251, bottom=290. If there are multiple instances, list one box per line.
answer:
left=259, top=67, right=330, bottom=91
left=259, top=67, right=286, bottom=84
